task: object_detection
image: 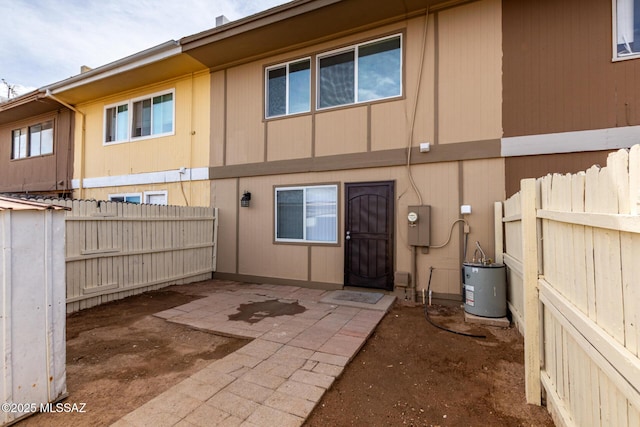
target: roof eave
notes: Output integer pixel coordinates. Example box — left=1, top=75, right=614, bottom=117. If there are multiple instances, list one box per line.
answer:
left=45, top=40, right=181, bottom=95
left=0, top=195, right=69, bottom=211
left=180, top=0, right=439, bottom=70
left=180, top=0, right=340, bottom=49
left=0, top=90, right=46, bottom=112
left=0, top=90, right=68, bottom=126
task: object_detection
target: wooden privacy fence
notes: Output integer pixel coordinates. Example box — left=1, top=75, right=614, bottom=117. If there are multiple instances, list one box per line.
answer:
left=41, top=199, right=218, bottom=313
left=496, top=146, right=640, bottom=427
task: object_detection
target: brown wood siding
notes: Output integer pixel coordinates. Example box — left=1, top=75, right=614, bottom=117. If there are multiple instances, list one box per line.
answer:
left=503, top=0, right=640, bottom=137
left=0, top=109, right=74, bottom=195
left=504, top=150, right=613, bottom=197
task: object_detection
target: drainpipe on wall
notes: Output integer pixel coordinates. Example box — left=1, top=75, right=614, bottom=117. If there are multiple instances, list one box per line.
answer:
left=45, top=90, right=86, bottom=199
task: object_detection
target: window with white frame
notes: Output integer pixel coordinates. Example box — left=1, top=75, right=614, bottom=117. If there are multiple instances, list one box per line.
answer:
left=105, top=103, right=129, bottom=143
left=615, top=0, right=640, bottom=58
left=317, top=34, right=402, bottom=109
left=109, top=193, right=142, bottom=204
left=275, top=185, right=338, bottom=243
left=266, top=58, right=311, bottom=118
left=11, top=120, right=54, bottom=159
left=144, top=190, right=168, bottom=205
left=11, top=128, right=26, bottom=159
left=104, top=90, right=174, bottom=143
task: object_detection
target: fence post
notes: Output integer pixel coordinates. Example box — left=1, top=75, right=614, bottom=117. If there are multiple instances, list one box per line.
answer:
left=631, top=145, right=640, bottom=215
left=212, top=207, right=219, bottom=274
left=521, top=178, right=541, bottom=405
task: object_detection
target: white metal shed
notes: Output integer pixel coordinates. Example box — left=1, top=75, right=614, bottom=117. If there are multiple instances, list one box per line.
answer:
left=0, top=196, right=68, bottom=426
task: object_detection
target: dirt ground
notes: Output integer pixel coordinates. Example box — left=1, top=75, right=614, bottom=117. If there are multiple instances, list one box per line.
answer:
left=304, top=303, right=555, bottom=427
left=18, top=283, right=250, bottom=427
left=16, top=281, right=554, bottom=426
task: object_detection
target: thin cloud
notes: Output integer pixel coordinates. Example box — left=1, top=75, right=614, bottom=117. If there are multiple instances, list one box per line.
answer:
left=0, top=0, right=289, bottom=95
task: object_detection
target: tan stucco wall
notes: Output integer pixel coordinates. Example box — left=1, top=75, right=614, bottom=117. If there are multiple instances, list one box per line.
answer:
left=216, top=0, right=502, bottom=166
left=212, top=158, right=505, bottom=296
left=210, top=0, right=504, bottom=296
left=438, top=0, right=502, bottom=144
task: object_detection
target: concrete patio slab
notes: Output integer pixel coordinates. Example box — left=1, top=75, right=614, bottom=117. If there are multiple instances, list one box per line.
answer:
left=111, top=280, right=394, bottom=426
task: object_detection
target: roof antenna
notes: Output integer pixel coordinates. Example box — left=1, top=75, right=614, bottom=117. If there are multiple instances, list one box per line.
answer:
left=1, top=79, right=18, bottom=100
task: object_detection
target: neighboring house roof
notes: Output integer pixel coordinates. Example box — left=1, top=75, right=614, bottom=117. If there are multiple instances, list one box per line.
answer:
left=0, top=90, right=65, bottom=126
left=0, top=196, right=68, bottom=211
left=0, top=42, right=200, bottom=119
left=44, top=41, right=206, bottom=105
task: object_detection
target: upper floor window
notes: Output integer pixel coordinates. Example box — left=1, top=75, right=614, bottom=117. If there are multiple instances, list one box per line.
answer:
left=104, top=90, right=174, bottom=144
left=318, top=34, right=402, bottom=109
left=11, top=120, right=54, bottom=159
left=266, top=58, right=311, bottom=118
left=615, top=0, right=640, bottom=59
left=275, top=184, right=338, bottom=244
left=105, top=104, right=128, bottom=143
left=264, top=34, right=403, bottom=118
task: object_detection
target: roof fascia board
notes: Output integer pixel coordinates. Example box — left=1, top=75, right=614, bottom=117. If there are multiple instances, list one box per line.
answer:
left=0, top=196, right=68, bottom=211
left=181, top=0, right=342, bottom=49
left=45, top=40, right=181, bottom=95
left=429, top=0, right=480, bottom=12
left=180, top=0, right=472, bottom=52
left=0, top=90, right=47, bottom=112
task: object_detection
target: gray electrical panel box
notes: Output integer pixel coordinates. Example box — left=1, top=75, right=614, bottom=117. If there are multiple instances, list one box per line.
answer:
left=407, top=205, right=431, bottom=247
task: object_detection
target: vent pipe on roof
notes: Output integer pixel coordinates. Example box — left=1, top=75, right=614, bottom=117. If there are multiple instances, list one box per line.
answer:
left=215, top=15, right=229, bottom=27
left=80, top=65, right=92, bottom=74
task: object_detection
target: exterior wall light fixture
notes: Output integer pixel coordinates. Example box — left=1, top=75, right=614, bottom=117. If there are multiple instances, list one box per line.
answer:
left=241, top=191, right=251, bottom=207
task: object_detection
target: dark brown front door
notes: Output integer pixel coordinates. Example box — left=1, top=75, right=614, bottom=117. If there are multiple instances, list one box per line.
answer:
left=344, top=181, right=394, bottom=290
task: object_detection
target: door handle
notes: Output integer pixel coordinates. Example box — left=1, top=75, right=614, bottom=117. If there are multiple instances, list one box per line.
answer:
left=346, top=231, right=351, bottom=240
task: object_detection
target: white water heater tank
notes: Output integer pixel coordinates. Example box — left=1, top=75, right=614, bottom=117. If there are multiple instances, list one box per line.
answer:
left=463, top=262, right=507, bottom=318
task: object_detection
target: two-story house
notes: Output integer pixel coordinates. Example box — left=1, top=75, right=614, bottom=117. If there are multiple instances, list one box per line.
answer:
left=7, top=0, right=638, bottom=303
left=180, top=0, right=505, bottom=301
left=181, top=0, right=640, bottom=300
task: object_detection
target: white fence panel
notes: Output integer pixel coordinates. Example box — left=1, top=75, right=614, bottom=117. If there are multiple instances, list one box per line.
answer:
left=498, top=145, right=640, bottom=426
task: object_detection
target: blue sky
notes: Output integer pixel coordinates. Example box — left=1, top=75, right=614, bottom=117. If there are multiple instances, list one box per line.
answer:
left=0, top=0, right=289, bottom=97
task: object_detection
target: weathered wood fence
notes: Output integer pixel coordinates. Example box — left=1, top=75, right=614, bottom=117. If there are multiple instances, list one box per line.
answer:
left=496, top=146, right=640, bottom=426
left=41, top=199, right=218, bottom=313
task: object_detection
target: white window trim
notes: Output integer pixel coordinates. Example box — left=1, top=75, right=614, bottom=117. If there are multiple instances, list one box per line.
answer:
left=265, top=57, right=312, bottom=119
left=316, top=33, right=403, bottom=111
left=103, top=101, right=129, bottom=144
left=613, top=0, right=640, bottom=61
left=108, top=193, right=142, bottom=203
left=11, top=127, right=27, bottom=160
left=144, top=190, right=168, bottom=205
left=130, top=90, right=176, bottom=141
left=274, top=184, right=338, bottom=244
left=103, top=89, right=175, bottom=145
